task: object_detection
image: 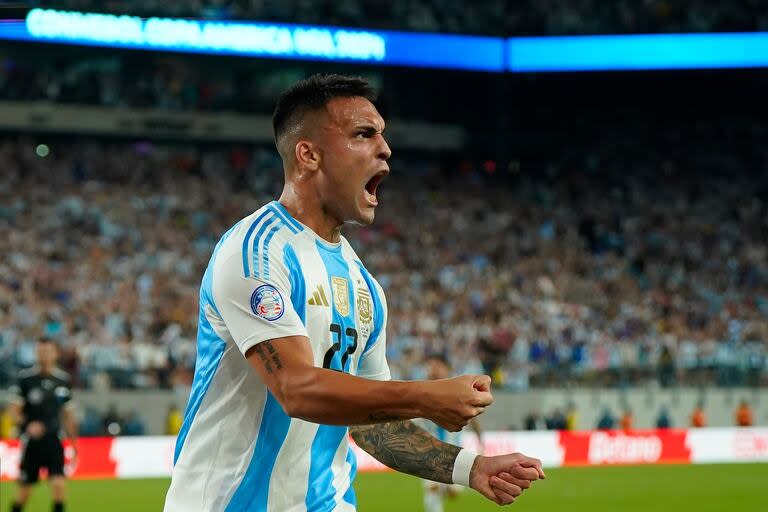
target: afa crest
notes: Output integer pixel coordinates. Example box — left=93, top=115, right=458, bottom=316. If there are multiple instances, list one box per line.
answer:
left=357, top=286, right=373, bottom=325
left=331, top=276, right=350, bottom=316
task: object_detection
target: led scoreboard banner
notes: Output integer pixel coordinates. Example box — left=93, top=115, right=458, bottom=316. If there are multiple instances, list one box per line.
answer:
left=0, top=8, right=504, bottom=72
left=506, top=32, right=768, bottom=72
left=1, top=8, right=768, bottom=72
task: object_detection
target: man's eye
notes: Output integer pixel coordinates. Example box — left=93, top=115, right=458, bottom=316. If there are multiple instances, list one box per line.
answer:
left=355, top=132, right=367, bottom=139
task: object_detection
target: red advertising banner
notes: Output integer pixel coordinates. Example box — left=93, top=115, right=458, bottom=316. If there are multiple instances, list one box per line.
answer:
left=558, top=429, right=692, bottom=466
left=0, top=438, right=117, bottom=481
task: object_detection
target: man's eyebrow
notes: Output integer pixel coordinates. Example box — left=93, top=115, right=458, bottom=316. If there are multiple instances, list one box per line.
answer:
left=353, top=122, right=385, bottom=134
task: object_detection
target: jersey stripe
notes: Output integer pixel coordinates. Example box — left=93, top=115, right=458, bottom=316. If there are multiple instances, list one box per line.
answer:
left=307, top=423, right=348, bottom=512
left=270, top=201, right=304, bottom=233
left=283, top=244, right=306, bottom=324
left=342, top=447, right=358, bottom=507
left=174, top=225, right=238, bottom=464
left=306, top=241, right=356, bottom=511
left=242, top=210, right=272, bottom=277
left=356, top=261, right=385, bottom=356
left=174, top=305, right=226, bottom=465
left=225, top=392, right=291, bottom=512
left=267, top=203, right=299, bottom=234
left=260, top=224, right=282, bottom=280
left=250, top=215, right=279, bottom=278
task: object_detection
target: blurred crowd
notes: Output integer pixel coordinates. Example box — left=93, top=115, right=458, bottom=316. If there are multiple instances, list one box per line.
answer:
left=0, top=52, right=301, bottom=114
left=31, top=0, right=768, bottom=35
left=0, top=400, right=184, bottom=438
left=522, top=399, right=756, bottom=431
left=1, top=135, right=766, bottom=391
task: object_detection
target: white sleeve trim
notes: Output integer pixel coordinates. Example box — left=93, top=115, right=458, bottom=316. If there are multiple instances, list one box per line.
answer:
left=238, top=330, right=310, bottom=356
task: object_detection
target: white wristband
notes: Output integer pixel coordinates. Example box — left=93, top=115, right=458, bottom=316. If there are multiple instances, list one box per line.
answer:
left=451, top=448, right=478, bottom=487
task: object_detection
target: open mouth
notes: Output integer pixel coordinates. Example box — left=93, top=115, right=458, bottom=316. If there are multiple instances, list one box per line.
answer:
left=364, top=171, right=387, bottom=199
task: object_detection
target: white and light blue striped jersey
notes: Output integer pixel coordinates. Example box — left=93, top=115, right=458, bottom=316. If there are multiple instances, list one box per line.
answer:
left=165, top=201, right=390, bottom=512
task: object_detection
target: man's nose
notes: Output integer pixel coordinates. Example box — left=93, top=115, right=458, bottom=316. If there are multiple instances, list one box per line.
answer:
left=378, top=136, right=392, bottom=161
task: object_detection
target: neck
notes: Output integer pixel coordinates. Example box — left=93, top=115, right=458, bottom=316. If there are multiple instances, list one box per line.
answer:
left=279, top=184, right=343, bottom=243
left=39, top=364, right=54, bottom=375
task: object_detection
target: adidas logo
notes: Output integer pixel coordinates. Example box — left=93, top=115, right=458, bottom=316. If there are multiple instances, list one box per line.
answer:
left=307, top=284, right=330, bottom=307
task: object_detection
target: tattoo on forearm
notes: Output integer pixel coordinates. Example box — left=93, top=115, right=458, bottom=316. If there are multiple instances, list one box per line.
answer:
left=254, top=344, right=273, bottom=374
left=264, top=341, right=283, bottom=370
left=350, top=420, right=461, bottom=484
left=254, top=341, right=283, bottom=374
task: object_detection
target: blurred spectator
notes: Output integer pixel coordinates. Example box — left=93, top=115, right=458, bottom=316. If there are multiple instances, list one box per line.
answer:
left=656, top=407, right=672, bottom=429
left=691, top=402, right=707, bottom=428
left=735, top=400, right=754, bottom=427
left=479, top=335, right=509, bottom=385
left=546, top=409, right=567, bottom=430
left=620, top=408, right=634, bottom=431
left=657, top=345, right=676, bottom=388
left=0, top=401, right=15, bottom=438
left=523, top=411, right=546, bottom=431
left=166, top=404, right=183, bottom=435
left=79, top=407, right=103, bottom=436
left=103, top=404, right=123, bottom=436
left=565, top=403, right=578, bottom=431
left=122, top=411, right=147, bottom=436
left=597, top=408, right=616, bottom=430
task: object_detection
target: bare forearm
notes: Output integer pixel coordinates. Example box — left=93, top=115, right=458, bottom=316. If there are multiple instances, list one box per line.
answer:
left=282, top=367, right=427, bottom=425
left=350, top=420, right=461, bottom=483
left=251, top=340, right=430, bottom=425
left=247, top=338, right=488, bottom=431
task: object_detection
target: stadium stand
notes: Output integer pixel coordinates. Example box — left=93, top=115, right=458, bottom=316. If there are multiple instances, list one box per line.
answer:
left=1, top=129, right=765, bottom=391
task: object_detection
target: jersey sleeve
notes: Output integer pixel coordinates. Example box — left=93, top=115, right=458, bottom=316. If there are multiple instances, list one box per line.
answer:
left=212, top=248, right=308, bottom=356
left=357, top=280, right=391, bottom=381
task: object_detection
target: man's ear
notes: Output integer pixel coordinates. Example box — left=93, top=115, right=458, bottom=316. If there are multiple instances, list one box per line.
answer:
left=295, top=140, right=320, bottom=177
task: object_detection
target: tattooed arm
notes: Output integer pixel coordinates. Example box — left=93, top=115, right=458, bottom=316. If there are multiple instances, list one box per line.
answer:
left=350, top=420, right=548, bottom=506
left=245, top=336, right=493, bottom=430
left=350, top=420, right=461, bottom=483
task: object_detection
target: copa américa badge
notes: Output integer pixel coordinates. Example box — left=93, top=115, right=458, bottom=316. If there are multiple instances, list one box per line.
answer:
left=250, top=284, right=285, bottom=321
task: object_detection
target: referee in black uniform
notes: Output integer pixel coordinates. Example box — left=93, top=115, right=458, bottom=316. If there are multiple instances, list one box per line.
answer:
left=7, top=337, right=78, bottom=512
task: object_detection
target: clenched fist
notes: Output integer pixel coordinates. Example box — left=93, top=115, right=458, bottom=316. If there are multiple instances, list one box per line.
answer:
left=470, top=452, right=546, bottom=506
left=421, top=375, right=493, bottom=431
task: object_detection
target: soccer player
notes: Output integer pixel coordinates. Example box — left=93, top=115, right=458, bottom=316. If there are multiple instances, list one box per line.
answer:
left=165, top=74, right=545, bottom=511
left=419, top=355, right=484, bottom=512
left=8, top=338, right=78, bottom=512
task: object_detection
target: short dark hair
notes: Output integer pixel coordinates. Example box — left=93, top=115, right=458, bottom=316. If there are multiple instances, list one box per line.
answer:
left=272, top=74, right=377, bottom=144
